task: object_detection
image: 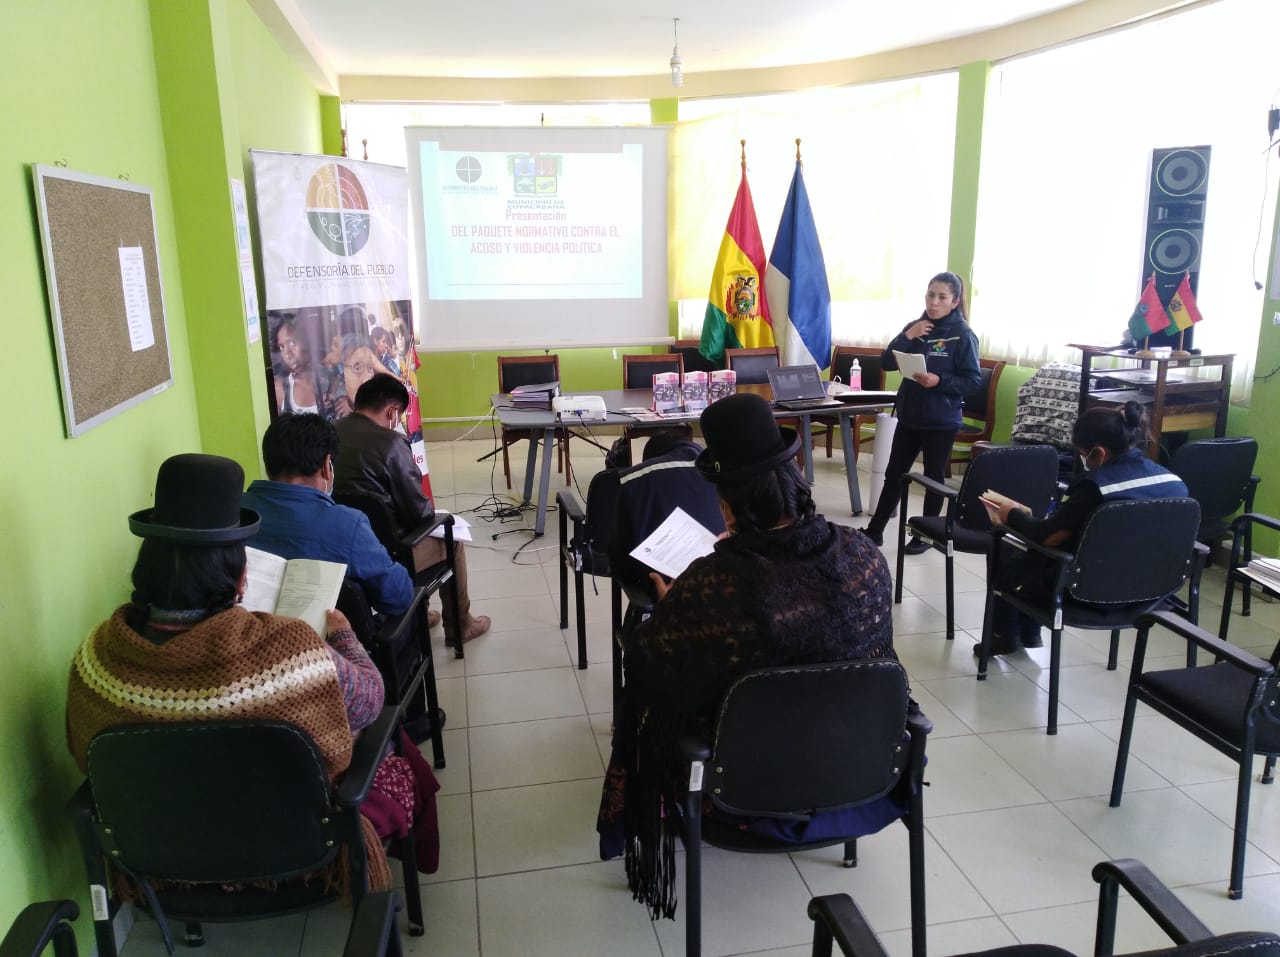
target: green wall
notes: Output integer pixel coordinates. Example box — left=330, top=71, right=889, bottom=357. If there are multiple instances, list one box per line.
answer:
left=1, top=1, right=328, bottom=947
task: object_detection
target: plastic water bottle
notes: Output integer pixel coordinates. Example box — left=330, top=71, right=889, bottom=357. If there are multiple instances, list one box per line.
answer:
left=849, top=358, right=862, bottom=391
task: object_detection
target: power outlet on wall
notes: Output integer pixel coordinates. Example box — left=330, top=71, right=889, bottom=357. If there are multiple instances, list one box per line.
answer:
left=1273, top=311, right=1280, bottom=325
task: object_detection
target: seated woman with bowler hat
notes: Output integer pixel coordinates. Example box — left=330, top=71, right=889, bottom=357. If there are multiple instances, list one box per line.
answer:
left=66, top=453, right=441, bottom=893
left=597, top=393, right=902, bottom=919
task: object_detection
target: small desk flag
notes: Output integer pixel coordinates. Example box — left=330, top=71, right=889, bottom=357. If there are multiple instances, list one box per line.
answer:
left=1127, top=274, right=1171, bottom=340
left=1165, top=272, right=1202, bottom=335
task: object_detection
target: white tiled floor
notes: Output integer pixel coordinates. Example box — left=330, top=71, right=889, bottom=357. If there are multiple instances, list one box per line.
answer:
left=120, top=438, right=1280, bottom=955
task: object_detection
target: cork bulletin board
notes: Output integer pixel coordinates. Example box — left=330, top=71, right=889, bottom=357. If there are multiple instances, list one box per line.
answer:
left=33, top=165, right=172, bottom=437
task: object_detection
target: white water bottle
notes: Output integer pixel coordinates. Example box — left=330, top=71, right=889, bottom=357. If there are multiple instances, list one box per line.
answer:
left=848, top=358, right=862, bottom=391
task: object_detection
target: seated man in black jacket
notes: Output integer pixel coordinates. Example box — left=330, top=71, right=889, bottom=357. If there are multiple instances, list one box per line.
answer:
left=334, top=374, right=491, bottom=642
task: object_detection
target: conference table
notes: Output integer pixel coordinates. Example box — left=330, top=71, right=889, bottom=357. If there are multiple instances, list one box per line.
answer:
left=492, top=385, right=896, bottom=536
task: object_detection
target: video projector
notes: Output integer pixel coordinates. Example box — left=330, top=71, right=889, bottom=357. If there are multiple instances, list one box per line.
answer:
left=552, top=394, right=609, bottom=422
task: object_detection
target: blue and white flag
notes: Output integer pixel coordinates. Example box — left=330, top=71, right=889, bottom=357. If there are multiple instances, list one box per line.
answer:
left=766, top=161, right=831, bottom=371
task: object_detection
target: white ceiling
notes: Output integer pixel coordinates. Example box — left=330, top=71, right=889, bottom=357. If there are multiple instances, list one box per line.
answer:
left=273, top=0, right=1089, bottom=81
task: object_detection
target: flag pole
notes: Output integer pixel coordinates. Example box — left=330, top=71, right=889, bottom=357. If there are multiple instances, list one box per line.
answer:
left=1172, top=271, right=1192, bottom=356
left=740, top=139, right=746, bottom=172
left=795, top=138, right=802, bottom=163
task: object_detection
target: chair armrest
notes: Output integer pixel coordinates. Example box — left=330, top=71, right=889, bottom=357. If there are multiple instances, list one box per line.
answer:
left=556, top=489, right=587, bottom=525
left=400, top=512, right=452, bottom=552
left=806, top=894, right=890, bottom=957
left=1137, top=611, right=1276, bottom=678
left=992, top=527, right=1073, bottom=566
left=1092, top=859, right=1212, bottom=946
left=0, top=900, right=80, bottom=957
left=906, top=708, right=934, bottom=740
left=337, top=706, right=400, bottom=808
left=1230, top=512, right=1280, bottom=536
left=369, top=587, right=428, bottom=650
left=343, top=890, right=401, bottom=957
left=620, top=579, right=656, bottom=614
left=901, top=471, right=958, bottom=501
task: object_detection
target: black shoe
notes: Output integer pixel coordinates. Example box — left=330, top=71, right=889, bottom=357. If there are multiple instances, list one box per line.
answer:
left=861, top=527, right=884, bottom=547
left=404, top=707, right=447, bottom=744
left=973, top=634, right=1020, bottom=657
left=902, top=535, right=931, bottom=555
left=1020, top=629, right=1044, bottom=649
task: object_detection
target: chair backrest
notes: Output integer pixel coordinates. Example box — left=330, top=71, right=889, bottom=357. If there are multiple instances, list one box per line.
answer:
left=954, top=444, right=1060, bottom=530
left=86, top=721, right=347, bottom=885
left=830, top=346, right=885, bottom=390
left=670, top=339, right=720, bottom=373
left=962, top=358, right=1005, bottom=424
left=1069, top=498, right=1201, bottom=605
left=498, top=354, right=560, bottom=393
left=623, top=353, right=683, bottom=390
left=705, top=660, right=910, bottom=817
left=333, top=491, right=406, bottom=566
left=1170, top=437, right=1259, bottom=521
left=577, top=467, right=623, bottom=573
left=725, top=347, right=781, bottom=384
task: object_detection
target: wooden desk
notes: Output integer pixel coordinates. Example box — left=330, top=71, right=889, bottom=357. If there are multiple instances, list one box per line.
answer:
left=493, top=387, right=894, bottom=535
left=1071, top=345, right=1233, bottom=461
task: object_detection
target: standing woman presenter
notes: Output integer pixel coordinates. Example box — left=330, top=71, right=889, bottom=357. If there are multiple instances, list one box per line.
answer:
left=862, top=271, right=980, bottom=552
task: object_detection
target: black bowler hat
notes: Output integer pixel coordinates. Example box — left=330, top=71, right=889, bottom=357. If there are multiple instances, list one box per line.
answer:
left=128, top=454, right=260, bottom=545
left=695, top=393, right=801, bottom=484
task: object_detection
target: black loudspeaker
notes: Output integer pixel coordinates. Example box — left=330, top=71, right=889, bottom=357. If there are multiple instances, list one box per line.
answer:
left=1141, top=146, right=1210, bottom=325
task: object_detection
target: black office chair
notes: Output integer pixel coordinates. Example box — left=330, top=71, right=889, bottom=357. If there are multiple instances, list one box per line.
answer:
left=497, top=354, right=570, bottom=489
left=68, top=709, right=415, bottom=957
left=977, top=497, right=1204, bottom=734
left=808, top=858, right=1280, bottom=957
left=894, top=442, right=1060, bottom=641
left=670, top=339, right=721, bottom=374
left=1170, top=437, right=1260, bottom=565
left=344, top=891, right=405, bottom=957
left=621, top=353, right=692, bottom=454
left=332, top=491, right=462, bottom=660
left=0, top=901, right=79, bottom=957
left=725, top=346, right=780, bottom=384
left=679, top=660, right=931, bottom=957
left=556, top=468, right=623, bottom=670
left=947, top=358, right=1005, bottom=476
left=1220, top=512, right=1280, bottom=636
left=338, top=580, right=445, bottom=769
left=1111, top=609, right=1279, bottom=901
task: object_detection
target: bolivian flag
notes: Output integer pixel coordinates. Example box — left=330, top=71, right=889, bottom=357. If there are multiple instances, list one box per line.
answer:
left=1127, top=274, right=1171, bottom=340
left=1164, top=272, right=1202, bottom=335
left=700, top=168, right=773, bottom=364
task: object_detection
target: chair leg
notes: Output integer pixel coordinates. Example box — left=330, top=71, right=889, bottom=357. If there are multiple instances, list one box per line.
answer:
left=944, top=552, right=955, bottom=641
left=395, top=833, right=425, bottom=936
left=1106, top=629, right=1120, bottom=671
left=1229, top=746, right=1257, bottom=899
left=842, top=839, right=857, bottom=867
left=573, top=569, right=587, bottom=670
left=1220, top=576, right=1236, bottom=642
left=686, top=808, right=703, bottom=957
left=183, top=922, right=206, bottom=947
left=1263, top=755, right=1276, bottom=785
left=907, top=818, right=927, bottom=957
left=421, top=638, right=446, bottom=769
left=1109, top=690, right=1139, bottom=807
left=502, top=442, right=512, bottom=490
left=1047, top=627, right=1063, bottom=735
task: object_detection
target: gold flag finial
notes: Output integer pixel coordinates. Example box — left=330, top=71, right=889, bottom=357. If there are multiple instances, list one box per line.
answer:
left=740, top=139, right=746, bottom=171
left=795, top=138, right=802, bottom=163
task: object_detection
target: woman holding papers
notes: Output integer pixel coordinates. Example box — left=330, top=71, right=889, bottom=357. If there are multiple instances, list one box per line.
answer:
left=597, top=393, right=903, bottom=919
left=861, top=272, right=980, bottom=552
left=66, top=453, right=439, bottom=894
left=979, top=402, right=1188, bottom=655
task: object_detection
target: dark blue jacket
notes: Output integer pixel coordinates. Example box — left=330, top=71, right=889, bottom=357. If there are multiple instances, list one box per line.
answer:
left=243, top=480, right=413, bottom=615
left=1090, top=448, right=1189, bottom=502
left=881, top=309, right=981, bottom=430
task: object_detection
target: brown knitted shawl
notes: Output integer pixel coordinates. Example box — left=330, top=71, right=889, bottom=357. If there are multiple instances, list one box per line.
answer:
left=67, top=606, right=353, bottom=778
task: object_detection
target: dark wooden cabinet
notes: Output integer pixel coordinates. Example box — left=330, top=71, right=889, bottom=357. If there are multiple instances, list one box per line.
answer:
left=1071, top=345, right=1233, bottom=461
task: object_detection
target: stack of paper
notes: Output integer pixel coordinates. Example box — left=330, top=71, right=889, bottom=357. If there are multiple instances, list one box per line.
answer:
left=1245, top=557, right=1280, bottom=592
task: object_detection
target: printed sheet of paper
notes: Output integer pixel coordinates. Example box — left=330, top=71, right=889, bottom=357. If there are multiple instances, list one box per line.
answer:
left=241, top=546, right=288, bottom=615
left=429, top=509, right=473, bottom=543
left=892, top=350, right=927, bottom=380
left=274, top=559, right=346, bottom=637
left=628, top=506, right=718, bottom=579
left=118, top=246, right=155, bottom=352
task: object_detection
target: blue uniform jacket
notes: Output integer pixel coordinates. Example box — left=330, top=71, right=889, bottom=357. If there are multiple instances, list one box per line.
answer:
left=881, top=309, right=981, bottom=430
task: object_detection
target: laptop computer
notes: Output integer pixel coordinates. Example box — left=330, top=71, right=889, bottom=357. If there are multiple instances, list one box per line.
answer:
left=767, top=365, right=844, bottom=411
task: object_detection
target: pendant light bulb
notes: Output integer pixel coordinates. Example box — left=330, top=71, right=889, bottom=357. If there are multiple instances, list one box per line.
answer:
left=670, top=18, right=683, bottom=88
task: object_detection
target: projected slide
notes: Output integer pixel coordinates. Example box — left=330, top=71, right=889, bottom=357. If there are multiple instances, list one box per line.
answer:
left=418, top=142, right=643, bottom=300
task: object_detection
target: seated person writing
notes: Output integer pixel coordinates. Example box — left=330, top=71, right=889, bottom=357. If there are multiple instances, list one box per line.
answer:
left=597, top=393, right=901, bottom=918
left=334, top=374, right=490, bottom=642
left=66, top=453, right=440, bottom=892
left=980, top=401, right=1189, bottom=656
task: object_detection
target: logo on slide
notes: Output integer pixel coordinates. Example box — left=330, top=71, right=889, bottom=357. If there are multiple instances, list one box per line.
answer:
left=305, top=163, right=370, bottom=256
left=508, top=153, right=561, bottom=195
left=455, top=156, right=483, bottom=183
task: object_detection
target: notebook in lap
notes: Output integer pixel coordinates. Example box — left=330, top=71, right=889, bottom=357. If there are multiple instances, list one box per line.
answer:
left=767, top=365, right=844, bottom=411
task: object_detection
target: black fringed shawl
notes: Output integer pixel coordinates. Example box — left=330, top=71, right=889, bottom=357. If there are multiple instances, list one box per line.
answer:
left=597, top=517, right=896, bottom=918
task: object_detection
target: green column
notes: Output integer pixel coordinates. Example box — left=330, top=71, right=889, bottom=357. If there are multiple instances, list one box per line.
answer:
left=948, top=60, right=991, bottom=311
